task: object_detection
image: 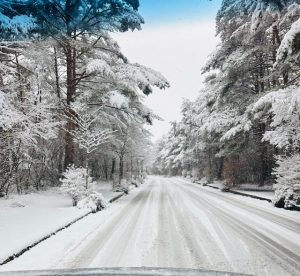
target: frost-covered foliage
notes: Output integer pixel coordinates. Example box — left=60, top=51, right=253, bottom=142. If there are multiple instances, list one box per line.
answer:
left=74, top=113, right=115, bottom=155
left=0, top=0, right=143, bottom=39
left=113, top=179, right=129, bottom=194
left=276, top=3, right=300, bottom=64
left=0, top=1, right=167, bottom=195
left=77, top=191, right=108, bottom=212
left=252, top=86, right=300, bottom=149
left=0, top=91, right=20, bottom=130
left=154, top=0, right=300, bottom=195
left=272, top=155, right=300, bottom=208
left=60, top=166, right=108, bottom=211
left=0, top=3, right=36, bottom=40
left=60, top=166, right=89, bottom=206
left=277, top=18, right=300, bottom=61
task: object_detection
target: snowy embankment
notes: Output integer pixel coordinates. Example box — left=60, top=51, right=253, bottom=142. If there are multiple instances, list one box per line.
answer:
left=194, top=180, right=274, bottom=201
left=0, top=183, right=123, bottom=265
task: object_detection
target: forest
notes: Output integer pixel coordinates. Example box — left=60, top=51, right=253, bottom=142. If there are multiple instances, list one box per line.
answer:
left=0, top=0, right=169, bottom=206
left=0, top=0, right=300, bottom=210
left=153, top=0, right=300, bottom=209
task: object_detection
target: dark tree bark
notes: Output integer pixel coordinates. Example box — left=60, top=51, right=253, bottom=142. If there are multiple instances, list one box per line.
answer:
left=63, top=0, right=78, bottom=169
left=119, top=155, right=124, bottom=184
left=111, top=158, right=116, bottom=180
left=54, top=47, right=61, bottom=99
left=63, top=41, right=77, bottom=169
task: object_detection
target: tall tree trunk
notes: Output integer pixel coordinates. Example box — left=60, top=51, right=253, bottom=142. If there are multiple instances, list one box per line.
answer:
left=15, top=53, right=24, bottom=103
left=54, top=47, right=61, bottom=99
left=64, top=44, right=77, bottom=169
left=0, top=73, right=4, bottom=89
left=103, top=158, right=108, bottom=180
left=85, top=156, right=89, bottom=189
left=258, top=123, right=267, bottom=186
left=217, top=157, right=224, bottom=179
left=111, top=158, right=116, bottom=180
left=119, top=155, right=124, bottom=184
left=272, top=25, right=282, bottom=87
left=259, top=53, right=265, bottom=93
left=64, top=0, right=77, bottom=169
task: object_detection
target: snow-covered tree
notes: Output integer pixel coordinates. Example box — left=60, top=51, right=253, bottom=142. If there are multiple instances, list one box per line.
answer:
left=60, top=166, right=88, bottom=206
left=272, top=155, right=300, bottom=208
left=0, top=1, right=169, bottom=196
left=72, top=112, right=115, bottom=189
left=60, top=165, right=108, bottom=211
left=154, top=0, right=300, bottom=203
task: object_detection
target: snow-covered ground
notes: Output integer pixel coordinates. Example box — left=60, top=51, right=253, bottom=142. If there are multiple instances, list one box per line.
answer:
left=197, top=180, right=275, bottom=200
left=1, top=176, right=300, bottom=275
left=238, top=190, right=274, bottom=200
left=0, top=182, right=121, bottom=264
left=90, top=181, right=123, bottom=200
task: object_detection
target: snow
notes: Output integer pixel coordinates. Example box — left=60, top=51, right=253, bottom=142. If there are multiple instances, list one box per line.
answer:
left=276, top=17, right=300, bottom=63
left=0, top=188, right=88, bottom=264
left=0, top=14, right=36, bottom=36
left=272, top=154, right=300, bottom=208
left=0, top=183, right=122, bottom=264
left=2, top=176, right=300, bottom=275
left=109, top=91, right=129, bottom=108
left=194, top=179, right=274, bottom=200
left=86, top=59, right=113, bottom=76
left=0, top=90, right=21, bottom=130
left=77, top=192, right=108, bottom=212
left=90, top=181, right=123, bottom=200
left=235, top=190, right=274, bottom=200
left=252, top=86, right=300, bottom=149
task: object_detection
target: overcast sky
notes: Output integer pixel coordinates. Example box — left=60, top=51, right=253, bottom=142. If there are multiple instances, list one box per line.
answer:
left=113, top=0, right=222, bottom=141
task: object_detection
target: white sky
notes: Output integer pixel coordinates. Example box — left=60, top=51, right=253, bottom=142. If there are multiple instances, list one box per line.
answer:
left=113, top=21, right=219, bottom=142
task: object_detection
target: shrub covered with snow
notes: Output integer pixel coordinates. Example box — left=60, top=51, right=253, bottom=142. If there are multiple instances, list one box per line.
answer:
left=191, top=168, right=200, bottom=182
left=182, top=169, right=188, bottom=178
left=60, top=166, right=108, bottom=211
left=113, top=179, right=129, bottom=194
left=60, top=166, right=88, bottom=206
left=272, top=155, right=300, bottom=209
left=131, top=178, right=140, bottom=187
left=77, top=191, right=108, bottom=213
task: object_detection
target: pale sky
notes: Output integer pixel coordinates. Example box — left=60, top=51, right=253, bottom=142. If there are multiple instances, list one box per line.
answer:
left=113, top=1, right=221, bottom=142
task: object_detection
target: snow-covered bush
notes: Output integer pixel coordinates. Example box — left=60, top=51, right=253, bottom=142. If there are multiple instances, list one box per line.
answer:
left=60, top=166, right=108, bottom=211
left=199, top=177, right=209, bottom=186
left=113, top=179, right=129, bottom=194
left=273, top=155, right=300, bottom=209
left=131, top=178, right=140, bottom=187
left=60, top=166, right=89, bottom=206
left=186, top=171, right=192, bottom=179
left=191, top=168, right=200, bottom=182
left=142, top=172, right=148, bottom=180
left=77, top=191, right=108, bottom=213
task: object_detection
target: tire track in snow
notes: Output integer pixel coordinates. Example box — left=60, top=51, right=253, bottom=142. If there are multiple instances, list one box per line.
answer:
left=163, top=178, right=214, bottom=267
left=165, top=179, right=246, bottom=272
left=60, top=186, right=153, bottom=268
left=173, top=180, right=300, bottom=275
left=147, top=178, right=204, bottom=268
left=175, top=178, right=300, bottom=232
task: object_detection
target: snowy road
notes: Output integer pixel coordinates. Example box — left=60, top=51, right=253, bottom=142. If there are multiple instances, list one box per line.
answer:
left=2, top=176, right=300, bottom=275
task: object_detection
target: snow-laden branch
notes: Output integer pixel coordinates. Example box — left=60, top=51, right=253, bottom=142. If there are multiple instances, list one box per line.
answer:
left=72, top=113, right=116, bottom=155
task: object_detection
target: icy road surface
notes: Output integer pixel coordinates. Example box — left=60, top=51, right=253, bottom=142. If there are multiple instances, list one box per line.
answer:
left=2, top=176, right=300, bottom=275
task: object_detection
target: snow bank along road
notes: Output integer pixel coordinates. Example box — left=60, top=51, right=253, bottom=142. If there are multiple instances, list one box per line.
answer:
left=2, top=176, right=300, bottom=276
